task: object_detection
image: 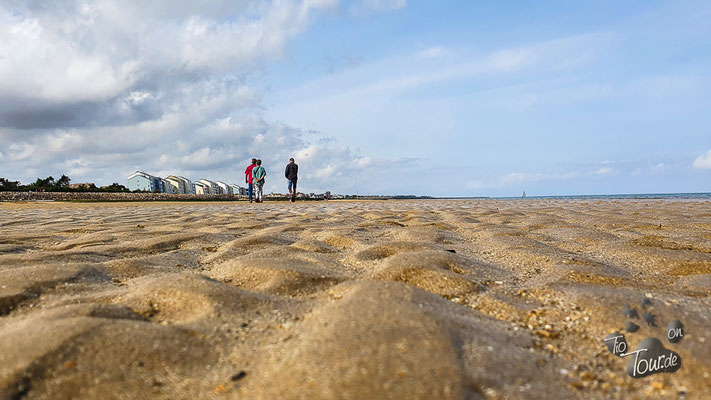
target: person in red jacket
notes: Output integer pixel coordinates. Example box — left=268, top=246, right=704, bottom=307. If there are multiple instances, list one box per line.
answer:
left=245, top=158, right=257, bottom=203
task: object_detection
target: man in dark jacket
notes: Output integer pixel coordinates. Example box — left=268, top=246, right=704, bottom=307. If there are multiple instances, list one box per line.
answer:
left=285, top=158, right=298, bottom=202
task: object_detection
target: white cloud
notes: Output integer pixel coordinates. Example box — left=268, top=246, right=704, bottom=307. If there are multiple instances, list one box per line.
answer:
left=486, top=48, right=533, bottom=72
left=177, top=0, right=338, bottom=72
left=179, top=147, right=237, bottom=170
left=630, top=161, right=671, bottom=176
left=354, top=156, right=372, bottom=168
left=46, top=131, right=84, bottom=152
left=8, top=143, right=36, bottom=161
left=348, top=0, right=406, bottom=16
left=63, top=158, right=91, bottom=177
left=0, top=0, right=383, bottom=194
left=417, top=46, right=446, bottom=59
left=693, top=149, right=711, bottom=169
left=0, top=11, right=138, bottom=103
left=467, top=170, right=579, bottom=190
left=315, top=164, right=338, bottom=179
left=0, top=0, right=336, bottom=128
left=271, top=32, right=614, bottom=127
left=125, top=91, right=152, bottom=105
left=361, top=0, right=406, bottom=11
left=596, top=167, right=612, bottom=175
left=157, top=154, right=169, bottom=166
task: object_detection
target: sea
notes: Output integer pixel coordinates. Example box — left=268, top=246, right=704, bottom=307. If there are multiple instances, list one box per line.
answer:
left=492, top=192, right=711, bottom=200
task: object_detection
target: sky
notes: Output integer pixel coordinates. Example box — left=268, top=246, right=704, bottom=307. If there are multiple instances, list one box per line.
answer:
left=0, top=0, right=710, bottom=197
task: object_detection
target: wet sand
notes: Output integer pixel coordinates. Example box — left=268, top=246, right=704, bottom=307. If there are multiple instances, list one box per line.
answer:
left=1, top=199, right=710, bottom=399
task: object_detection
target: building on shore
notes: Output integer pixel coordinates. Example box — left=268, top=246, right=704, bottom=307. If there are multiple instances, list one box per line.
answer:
left=127, top=172, right=241, bottom=195
left=197, top=179, right=220, bottom=195
left=178, top=176, right=196, bottom=194
left=193, top=181, right=211, bottom=195
left=161, top=178, right=178, bottom=194
left=127, top=171, right=164, bottom=192
left=163, top=177, right=182, bottom=194
left=229, top=184, right=247, bottom=195
left=165, top=175, right=195, bottom=194
left=215, top=181, right=233, bottom=195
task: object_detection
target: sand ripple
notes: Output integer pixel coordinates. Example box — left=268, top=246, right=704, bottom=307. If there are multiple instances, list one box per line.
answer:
left=0, top=199, right=710, bottom=399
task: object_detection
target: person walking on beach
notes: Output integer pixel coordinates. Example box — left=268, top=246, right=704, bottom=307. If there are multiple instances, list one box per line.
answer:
left=245, top=158, right=256, bottom=203
left=252, top=159, right=266, bottom=203
left=285, top=157, right=298, bottom=202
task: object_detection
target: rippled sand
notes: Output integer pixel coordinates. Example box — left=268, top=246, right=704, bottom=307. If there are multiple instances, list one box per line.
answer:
left=1, top=199, right=710, bottom=399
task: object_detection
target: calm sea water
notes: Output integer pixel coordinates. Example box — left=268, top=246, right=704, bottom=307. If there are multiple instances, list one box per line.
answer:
left=492, top=192, right=711, bottom=200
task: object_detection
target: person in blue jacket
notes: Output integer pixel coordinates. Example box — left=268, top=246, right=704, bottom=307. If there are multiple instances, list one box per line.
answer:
left=252, top=159, right=266, bottom=203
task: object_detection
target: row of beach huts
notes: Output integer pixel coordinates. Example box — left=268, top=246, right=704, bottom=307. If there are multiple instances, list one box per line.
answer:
left=127, top=171, right=247, bottom=195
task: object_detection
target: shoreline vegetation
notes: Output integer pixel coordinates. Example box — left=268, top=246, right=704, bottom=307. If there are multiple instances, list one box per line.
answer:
left=2, top=191, right=710, bottom=203
left=0, top=175, right=444, bottom=202
left=2, top=176, right=706, bottom=202
left=0, top=175, right=131, bottom=193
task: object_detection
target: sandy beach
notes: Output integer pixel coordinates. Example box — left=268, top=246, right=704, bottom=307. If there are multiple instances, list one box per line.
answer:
left=1, top=199, right=710, bottom=399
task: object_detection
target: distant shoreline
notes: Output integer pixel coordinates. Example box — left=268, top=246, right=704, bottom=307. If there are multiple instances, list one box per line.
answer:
left=1, top=191, right=709, bottom=203
left=0, top=192, right=302, bottom=202
left=0, top=191, right=437, bottom=203
left=490, top=192, right=711, bottom=200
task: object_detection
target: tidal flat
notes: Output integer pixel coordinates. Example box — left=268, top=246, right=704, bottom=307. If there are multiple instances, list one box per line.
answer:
left=1, top=199, right=709, bottom=399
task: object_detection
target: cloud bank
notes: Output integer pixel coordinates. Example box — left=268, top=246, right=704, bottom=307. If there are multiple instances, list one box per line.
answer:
left=0, top=0, right=382, bottom=194
left=693, top=150, right=711, bottom=169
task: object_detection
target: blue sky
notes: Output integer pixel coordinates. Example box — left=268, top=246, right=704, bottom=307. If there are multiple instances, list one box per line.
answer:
left=0, top=0, right=710, bottom=196
left=265, top=0, right=711, bottom=196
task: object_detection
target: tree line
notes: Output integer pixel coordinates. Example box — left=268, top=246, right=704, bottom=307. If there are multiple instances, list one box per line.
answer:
left=0, top=175, right=131, bottom=192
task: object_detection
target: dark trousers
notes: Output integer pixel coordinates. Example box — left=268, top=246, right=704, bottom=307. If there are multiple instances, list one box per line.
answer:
left=248, top=183, right=253, bottom=201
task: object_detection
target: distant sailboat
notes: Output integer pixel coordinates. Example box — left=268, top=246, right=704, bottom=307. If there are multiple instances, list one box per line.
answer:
left=522, top=191, right=526, bottom=199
